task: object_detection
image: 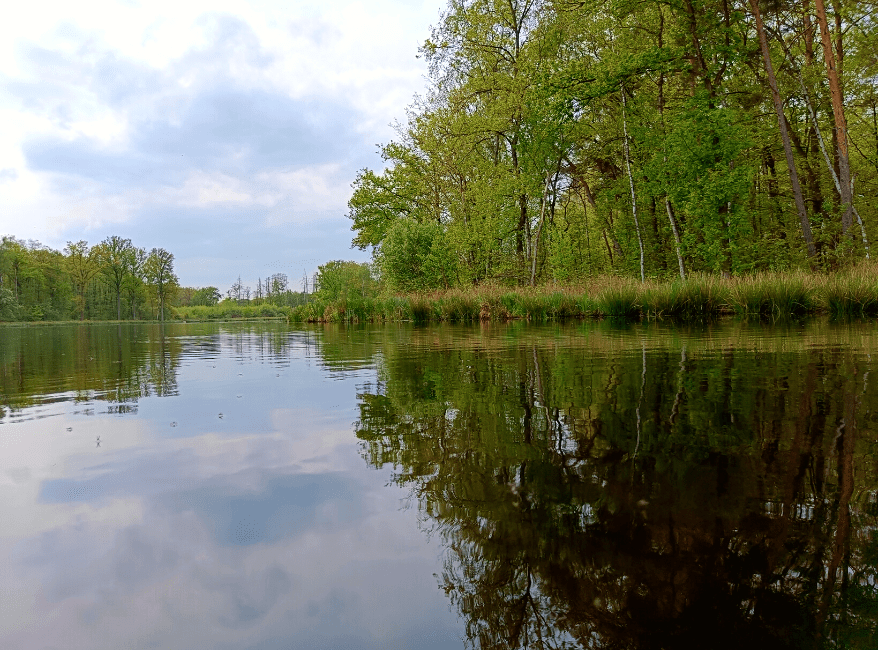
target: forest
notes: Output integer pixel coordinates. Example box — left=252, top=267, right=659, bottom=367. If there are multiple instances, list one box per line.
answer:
left=5, top=0, right=876, bottom=323
left=0, top=235, right=313, bottom=322
left=348, top=0, right=878, bottom=290
left=0, top=236, right=180, bottom=322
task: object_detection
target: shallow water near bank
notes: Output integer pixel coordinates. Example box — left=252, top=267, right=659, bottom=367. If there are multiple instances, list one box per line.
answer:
left=1, top=319, right=877, bottom=649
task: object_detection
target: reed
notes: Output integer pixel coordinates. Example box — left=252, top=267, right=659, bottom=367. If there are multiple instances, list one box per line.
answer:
left=409, top=296, right=433, bottom=323
left=380, top=296, right=411, bottom=321
left=822, top=262, right=878, bottom=317
left=284, top=267, right=878, bottom=323
left=594, top=281, right=640, bottom=319
left=639, top=274, right=729, bottom=319
left=436, top=293, right=481, bottom=322
left=728, top=272, right=815, bottom=318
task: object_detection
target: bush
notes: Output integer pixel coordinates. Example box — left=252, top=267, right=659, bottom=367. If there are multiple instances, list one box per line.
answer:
left=174, top=303, right=289, bottom=321
left=315, top=261, right=377, bottom=302
left=0, top=288, right=24, bottom=321
left=376, top=219, right=457, bottom=293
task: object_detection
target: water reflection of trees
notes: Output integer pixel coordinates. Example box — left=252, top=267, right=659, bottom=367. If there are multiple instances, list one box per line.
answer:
left=0, top=324, right=183, bottom=415
left=0, top=323, right=303, bottom=418
left=353, top=324, right=878, bottom=649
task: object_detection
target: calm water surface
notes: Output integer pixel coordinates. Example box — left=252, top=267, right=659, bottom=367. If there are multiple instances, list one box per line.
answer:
left=1, top=320, right=877, bottom=649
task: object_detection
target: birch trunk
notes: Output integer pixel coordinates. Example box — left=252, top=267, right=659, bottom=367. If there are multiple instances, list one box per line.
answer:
left=530, top=172, right=552, bottom=286
left=665, top=198, right=686, bottom=279
left=621, top=87, right=645, bottom=282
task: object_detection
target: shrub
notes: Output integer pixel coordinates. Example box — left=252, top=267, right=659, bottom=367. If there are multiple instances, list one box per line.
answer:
left=315, top=261, right=377, bottom=302
left=376, top=219, right=457, bottom=293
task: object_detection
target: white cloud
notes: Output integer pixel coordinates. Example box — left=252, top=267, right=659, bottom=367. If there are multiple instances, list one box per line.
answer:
left=0, top=0, right=445, bottom=278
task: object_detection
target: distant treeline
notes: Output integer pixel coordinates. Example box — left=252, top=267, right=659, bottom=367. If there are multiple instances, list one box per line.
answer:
left=174, top=261, right=370, bottom=321
left=208, top=271, right=312, bottom=309
left=348, top=0, right=877, bottom=290
left=0, top=233, right=338, bottom=323
left=0, top=235, right=178, bottom=322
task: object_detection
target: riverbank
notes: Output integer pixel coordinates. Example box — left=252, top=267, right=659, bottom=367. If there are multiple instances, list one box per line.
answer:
left=173, top=304, right=291, bottom=321
left=0, top=307, right=291, bottom=325
left=289, top=264, right=878, bottom=323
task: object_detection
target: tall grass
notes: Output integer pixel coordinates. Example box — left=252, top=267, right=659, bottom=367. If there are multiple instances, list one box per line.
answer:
left=639, top=274, right=728, bottom=318
left=728, top=272, right=815, bottom=318
left=284, top=265, right=878, bottom=324
left=594, top=281, right=641, bottom=319
left=821, top=262, right=878, bottom=317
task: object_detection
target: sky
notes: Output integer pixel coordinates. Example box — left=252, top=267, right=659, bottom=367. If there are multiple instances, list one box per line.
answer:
left=0, top=0, right=446, bottom=292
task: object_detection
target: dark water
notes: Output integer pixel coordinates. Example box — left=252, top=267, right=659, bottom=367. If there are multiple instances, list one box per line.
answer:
left=1, top=321, right=877, bottom=649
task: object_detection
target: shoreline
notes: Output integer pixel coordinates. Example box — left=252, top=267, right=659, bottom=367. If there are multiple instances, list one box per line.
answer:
left=290, top=266, right=878, bottom=323
left=4, top=266, right=877, bottom=326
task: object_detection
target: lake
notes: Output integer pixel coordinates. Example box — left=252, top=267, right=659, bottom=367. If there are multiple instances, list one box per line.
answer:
left=1, top=320, right=877, bottom=649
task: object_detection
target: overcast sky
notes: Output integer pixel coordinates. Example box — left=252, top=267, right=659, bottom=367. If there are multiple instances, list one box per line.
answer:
left=0, top=0, right=445, bottom=291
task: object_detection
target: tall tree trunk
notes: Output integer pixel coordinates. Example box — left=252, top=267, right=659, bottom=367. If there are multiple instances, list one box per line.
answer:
left=621, top=87, right=645, bottom=282
left=800, top=77, right=870, bottom=257
left=749, top=0, right=817, bottom=260
left=814, top=0, right=854, bottom=237
left=602, top=229, right=614, bottom=265
left=530, top=172, right=553, bottom=286
left=665, top=198, right=686, bottom=279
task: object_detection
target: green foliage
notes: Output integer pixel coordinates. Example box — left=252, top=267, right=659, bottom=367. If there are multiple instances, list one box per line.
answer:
left=0, top=236, right=73, bottom=321
left=376, top=219, right=457, bottom=293
left=190, top=286, right=222, bottom=306
left=346, top=0, right=876, bottom=285
left=174, top=303, right=290, bottom=321
left=95, top=235, right=137, bottom=320
left=315, top=260, right=377, bottom=302
left=0, top=287, right=21, bottom=321
left=144, top=248, right=178, bottom=321
left=0, top=234, right=188, bottom=322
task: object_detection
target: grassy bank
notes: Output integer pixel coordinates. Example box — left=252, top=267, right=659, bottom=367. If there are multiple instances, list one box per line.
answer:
left=173, top=303, right=291, bottom=321
left=288, top=263, right=878, bottom=323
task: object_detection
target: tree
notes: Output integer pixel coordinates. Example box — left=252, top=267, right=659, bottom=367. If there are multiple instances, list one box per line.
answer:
left=95, top=236, right=135, bottom=320
left=144, top=248, right=178, bottom=322
left=64, top=241, right=100, bottom=320
left=124, top=247, right=147, bottom=319
left=314, top=261, right=375, bottom=301
left=377, top=219, right=457, bottom=292
left=814, top=0, right=854, bottom=239
left=191, top=286, right=221, bottom=306
left=347, top=0, right=876, bottom=281
left=748, top=0, right=816, bottom=261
